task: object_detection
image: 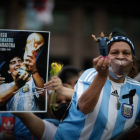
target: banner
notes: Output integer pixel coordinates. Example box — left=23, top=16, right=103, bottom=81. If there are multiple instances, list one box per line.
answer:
left=0, top=29, right=50, bottom=112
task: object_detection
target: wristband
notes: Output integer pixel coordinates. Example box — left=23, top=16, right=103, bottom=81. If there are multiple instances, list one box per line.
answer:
left=32, top=71, right=38, bottom=74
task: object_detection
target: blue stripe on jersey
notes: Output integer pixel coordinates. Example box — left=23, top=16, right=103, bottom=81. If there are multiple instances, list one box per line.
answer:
left=89, top=80, right=111, bottom=140
left=79, top=68, right=96, bottom=82
left=127, top=77, right=140, bottom=86
left=7, top=96, right=14, bottom=110
left=54, top=91, right=86, bottom=140
left=17, top=88, right=26, bottom=111
left=127, top=79, right=140, bottom=120
left=111, top=84, right=129, bottom=138
left=6, top=82, right=15, bottom=110
left=31, top=81, right=37, bottom=111
left=111, top=79, right=140, bottom=139
left=10, top=79, right=37, bottom=111
left=54, top=69, right=140, bottom=140
left=76, top=80, right=93, bottom=138
left=76, top=79, right=90, bottom=138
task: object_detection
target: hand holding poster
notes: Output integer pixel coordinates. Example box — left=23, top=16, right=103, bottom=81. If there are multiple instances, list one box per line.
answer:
left=0, top=29, right=50, bottom=112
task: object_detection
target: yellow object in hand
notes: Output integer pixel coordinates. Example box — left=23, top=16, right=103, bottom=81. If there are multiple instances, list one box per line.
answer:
left=50, top=62, right=63, bottom=76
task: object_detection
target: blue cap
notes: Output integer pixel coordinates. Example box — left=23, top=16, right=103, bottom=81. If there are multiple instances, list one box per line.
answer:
left=107, top=28, right=135, bottom=55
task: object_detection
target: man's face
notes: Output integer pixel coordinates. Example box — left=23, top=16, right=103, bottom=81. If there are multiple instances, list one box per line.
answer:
left=108, top=42, right=133, bottom=61
left=108, top=42, right=133, bottom=79
left=100, top=32, right=104, bottom=37
left=8, top=57, right=23, bottom=74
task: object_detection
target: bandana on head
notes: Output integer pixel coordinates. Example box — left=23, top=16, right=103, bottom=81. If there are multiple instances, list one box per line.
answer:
left=107, top=28, right=136, bottom=55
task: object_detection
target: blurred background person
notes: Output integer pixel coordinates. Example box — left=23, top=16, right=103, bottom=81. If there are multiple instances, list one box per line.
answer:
left=36, top=65, right=83, bottom=119
left=58, top=65, right=83, bottom=88
left=47, top=76, right=73, bottom=120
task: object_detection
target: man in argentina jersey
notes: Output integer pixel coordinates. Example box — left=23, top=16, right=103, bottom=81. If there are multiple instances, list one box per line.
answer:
left=0, top=76, right=38, bottom=111
left=0, top=50, right=45, bottom=111
left=54, top=28, right=140, bottom=140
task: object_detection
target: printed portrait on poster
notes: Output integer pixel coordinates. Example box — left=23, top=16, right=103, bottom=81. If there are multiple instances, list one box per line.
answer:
left=0, top=29, right=50, bottom=112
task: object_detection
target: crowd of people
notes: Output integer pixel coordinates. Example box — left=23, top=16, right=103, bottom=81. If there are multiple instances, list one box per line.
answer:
left=0, top=28, right=140, bottom=140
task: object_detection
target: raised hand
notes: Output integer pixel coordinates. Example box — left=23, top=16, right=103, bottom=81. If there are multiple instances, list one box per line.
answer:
left=44, top=76, right=63, bottom=94
left=13, top=70, right=30, bottom=88
left=23, top=54, right=37, bottom=74
left=93, top=55, right=111, bottom=77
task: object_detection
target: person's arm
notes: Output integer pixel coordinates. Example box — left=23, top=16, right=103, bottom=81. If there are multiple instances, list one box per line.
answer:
left=78, top=56, right=110, bottom=114
left=0, top=84, right=19, bottom=104
left=0, top=71, right=28, bottom=104
left=91, top=34, right=98, bottom=42
left=24, top=54, right=45, bottom=99
left=13, top=113, right=44, bottom=140
left=44, top=76, right=74, bottom=99
left=61, top=86, right=74, bottom=99
left=14, top=114, right=38, bottom=140
left=108, top=32, right=112, bottom=40
left=32, top=71, right=46, bottom=99
left=41, top=120, right=58, bottom=140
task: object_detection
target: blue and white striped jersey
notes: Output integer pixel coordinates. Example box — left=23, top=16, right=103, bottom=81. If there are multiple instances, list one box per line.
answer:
left=0, top=76, right=37, bottom=111
left=54, top=68, right=140, bottom=140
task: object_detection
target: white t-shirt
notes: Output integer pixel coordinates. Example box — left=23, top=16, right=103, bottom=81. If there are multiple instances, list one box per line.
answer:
left=41, top=120, right=58, bottom=140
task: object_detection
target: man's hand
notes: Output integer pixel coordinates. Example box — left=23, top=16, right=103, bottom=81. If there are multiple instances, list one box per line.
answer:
left=24, top=54, right=37, bottom=74
left=44, top=76, right=63, bottom=94
left=91, top=34, right=95, bottom=38
left=13, top=70, right=29, bottom=88
left=93, top=55, right=110, bottom=77
left=91, top=34, right=98, bottom=42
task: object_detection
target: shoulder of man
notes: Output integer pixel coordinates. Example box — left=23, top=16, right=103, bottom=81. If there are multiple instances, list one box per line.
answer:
left=78, top=68, right=97, bottom=83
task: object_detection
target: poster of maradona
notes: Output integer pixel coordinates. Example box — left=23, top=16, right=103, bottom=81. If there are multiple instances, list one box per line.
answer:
left=0, top=29, right=50, bottom=112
